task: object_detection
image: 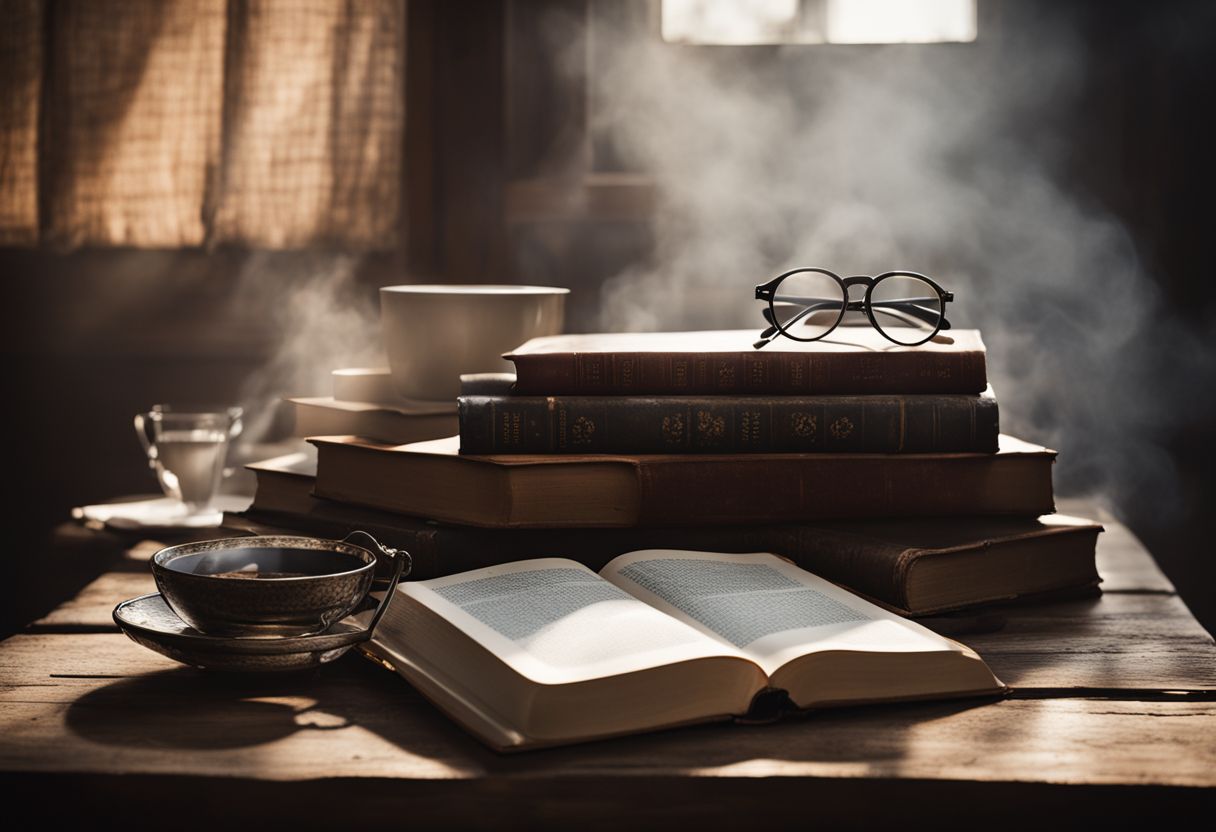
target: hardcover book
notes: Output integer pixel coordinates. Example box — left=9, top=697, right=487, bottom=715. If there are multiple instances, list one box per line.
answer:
left=308, top=434, right=1055, bottom=528
left=231, top=496, right=1101, bottom=617
left=459, top=387, right=999, bottom=455
left=288, top=396, right=457, bottom=445
left=505, top=328, right=987, bottom=396
left=770, top=514, right=1102, bottom=615
left=363, top=549, right=1006, bottom=750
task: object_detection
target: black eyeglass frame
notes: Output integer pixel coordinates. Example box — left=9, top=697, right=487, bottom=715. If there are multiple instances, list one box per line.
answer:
left=753, top=267, right=954, bottom=349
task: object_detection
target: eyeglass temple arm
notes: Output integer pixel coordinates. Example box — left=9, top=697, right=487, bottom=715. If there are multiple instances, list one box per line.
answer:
left=754, top=302, right=832, bottom=348
left=771, top=295, right=950, bottom=329
left=869, top=298, right=952, bottom=330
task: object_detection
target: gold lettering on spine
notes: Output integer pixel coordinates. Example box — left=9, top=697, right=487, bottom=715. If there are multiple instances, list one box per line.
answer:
left=620, top=357, right=635, bottom=388
left=584, top=356, right=603, bottom=386
left=740, top=410, right=761, bottom=446
left=830, top=416, right=854, bottom=440
left=571, top=416, right=596, bottom=444
left=672, top=359, right=689, bottom=389
left=696, top=410, right=726, bottom=444
left=790, top=412, right=816, bottom=439
left=661, top=412, right=685, bottom=445
left=789, top=358, right=806, bottom=388
left=499, top=410, right=522, bottom=448
left=746, top=357, right=765, bottom=387
left=716, top=361, right=736, bottom=389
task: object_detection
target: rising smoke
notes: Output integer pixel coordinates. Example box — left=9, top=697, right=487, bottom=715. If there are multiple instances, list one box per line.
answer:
left=587, top=4, right=1214, bottom=513
left=231, top=251, right=382, bottom=445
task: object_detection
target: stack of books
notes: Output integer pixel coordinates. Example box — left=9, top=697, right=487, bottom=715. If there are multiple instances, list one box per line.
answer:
left=233, top=326, right=1103, bottom=749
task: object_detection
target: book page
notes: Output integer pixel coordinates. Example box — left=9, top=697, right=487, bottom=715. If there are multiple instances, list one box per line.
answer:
left=601, top=550, right=969, bottom=676
left=403, top=558, right=749, bottom=685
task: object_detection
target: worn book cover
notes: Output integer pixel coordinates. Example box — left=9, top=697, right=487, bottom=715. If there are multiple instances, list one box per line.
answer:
left=309, top=434, right=1054, bottom=528
left=459, top=387, right=999, bottom=454
left=506, top=328, right=987, bottom=395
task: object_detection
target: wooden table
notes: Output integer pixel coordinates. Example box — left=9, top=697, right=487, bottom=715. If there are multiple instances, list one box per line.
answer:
left=2, top=515, right=1214, bottom=829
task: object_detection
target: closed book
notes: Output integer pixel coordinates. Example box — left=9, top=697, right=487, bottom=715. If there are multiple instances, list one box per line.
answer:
left=768, top=515, right=1103, bottom=616
left=307, top=434, right=1055, bottom=529
left=363, top=550, right=1005, bottom=750
left=288, top=396, right=457, bottom=445
left=459, top=388, right=999, bottom=454
left=244, top=450, right=318, bottom=515
left=505, top=328, right=987, bottom=395
left=230, top=494, right=1102, bottom=617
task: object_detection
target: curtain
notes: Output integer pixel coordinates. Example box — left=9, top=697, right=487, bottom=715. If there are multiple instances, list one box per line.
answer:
left=0, top=0, right=404, bottom=249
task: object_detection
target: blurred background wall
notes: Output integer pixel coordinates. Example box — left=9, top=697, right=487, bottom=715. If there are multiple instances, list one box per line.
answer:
left=2, top=0, right=1213, bottom=634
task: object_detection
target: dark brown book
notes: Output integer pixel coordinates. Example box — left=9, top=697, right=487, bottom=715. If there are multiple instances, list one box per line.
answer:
left=459, top=388, right=999, bottom=454
left=230, top=503, right=1101, bottom=618
left=505, top=328, right=987, bottom=395
left=307, top=434, right=1055, bottom=529
left=768, top=515, right=1103, bottom=616
left=240, top=454, right=1095, bottom=616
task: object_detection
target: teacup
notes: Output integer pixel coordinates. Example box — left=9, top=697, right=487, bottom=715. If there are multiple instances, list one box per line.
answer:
left=151, top=535, right=378, bottom=637
left=380, top=284, right=568, bottom=400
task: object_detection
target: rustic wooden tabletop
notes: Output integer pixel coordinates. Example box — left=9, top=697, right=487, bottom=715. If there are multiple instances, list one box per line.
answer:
left=2, top=515, right=1214, bottom=829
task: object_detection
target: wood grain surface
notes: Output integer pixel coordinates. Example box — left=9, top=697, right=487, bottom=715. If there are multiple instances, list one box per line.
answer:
left=3, top=519, right=1213, bottom=828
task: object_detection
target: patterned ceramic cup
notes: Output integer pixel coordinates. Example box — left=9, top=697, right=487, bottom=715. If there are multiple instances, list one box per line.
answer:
left=151, top=536, right=378, bottom=637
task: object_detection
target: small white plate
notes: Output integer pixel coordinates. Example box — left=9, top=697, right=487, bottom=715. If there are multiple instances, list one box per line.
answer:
left=73, top=494, right=252, bottom=532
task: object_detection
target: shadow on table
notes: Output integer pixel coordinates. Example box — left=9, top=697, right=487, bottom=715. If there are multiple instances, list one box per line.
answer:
left=63, top=651, right=998, bottom=771
left=65, top=669, right=339, bottom=750
left=62, top=656, right=498, bottom=758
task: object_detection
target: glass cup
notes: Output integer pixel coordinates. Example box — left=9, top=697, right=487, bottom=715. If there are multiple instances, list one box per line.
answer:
left=134, top=405, right=243, bottom=512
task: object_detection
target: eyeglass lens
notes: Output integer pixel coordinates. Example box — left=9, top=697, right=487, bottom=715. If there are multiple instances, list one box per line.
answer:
left=770, top=270, right=846, bottom=341
left=868, top=274, right=944, bottom=345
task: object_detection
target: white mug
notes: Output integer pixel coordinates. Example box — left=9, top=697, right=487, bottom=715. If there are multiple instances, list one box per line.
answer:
left=380, top=284, right=568, bottom=400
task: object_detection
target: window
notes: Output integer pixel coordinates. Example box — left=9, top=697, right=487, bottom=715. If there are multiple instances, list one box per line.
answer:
left=662, top=0, right=977, bottom=45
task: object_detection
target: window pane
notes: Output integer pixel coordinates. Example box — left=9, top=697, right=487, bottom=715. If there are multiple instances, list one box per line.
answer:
left=826, top=0, right=976, bottom=44
left=662, top=0, right=976, bottom=45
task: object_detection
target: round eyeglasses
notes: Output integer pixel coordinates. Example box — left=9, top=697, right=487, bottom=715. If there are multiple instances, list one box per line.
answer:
left=753, top=268, right=953, bottom=349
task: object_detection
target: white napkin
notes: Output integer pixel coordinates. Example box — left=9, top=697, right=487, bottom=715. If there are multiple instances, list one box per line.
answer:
left=73, top=494, right=252, bottom=531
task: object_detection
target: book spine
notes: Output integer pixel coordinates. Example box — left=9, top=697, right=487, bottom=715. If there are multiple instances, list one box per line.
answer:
left=763, top=526, right=915, bottom=609
left=460, top=394, right=998, bottom=454
left=510, top=349, right=987, bottom=395
left=232, top=508, right=774, bottom=581
left=631, top=454, right=1054, bottom=527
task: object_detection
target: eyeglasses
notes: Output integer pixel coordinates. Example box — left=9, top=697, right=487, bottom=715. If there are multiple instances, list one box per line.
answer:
left=753, top=267, right=953, bottom=349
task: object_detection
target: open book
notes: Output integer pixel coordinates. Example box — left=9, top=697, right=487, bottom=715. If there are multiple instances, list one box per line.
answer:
left=366, top=550, right=1005, bottom=751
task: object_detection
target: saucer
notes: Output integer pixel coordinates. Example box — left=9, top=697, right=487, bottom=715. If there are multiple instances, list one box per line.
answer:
left=113, top=593, right=373, bottom=672
left=75, top=495, right=253, bottom=532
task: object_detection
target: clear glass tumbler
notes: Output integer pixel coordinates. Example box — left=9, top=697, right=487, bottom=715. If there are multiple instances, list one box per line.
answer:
left=134, top=405, right=243, bottom=512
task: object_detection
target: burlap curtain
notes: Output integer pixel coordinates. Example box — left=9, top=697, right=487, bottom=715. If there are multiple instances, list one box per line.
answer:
left=0, top=0, right=404, bottom=249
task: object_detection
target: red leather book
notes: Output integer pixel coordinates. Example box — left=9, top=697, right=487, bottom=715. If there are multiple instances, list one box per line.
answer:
left=505, top=328, right=987, bottom=396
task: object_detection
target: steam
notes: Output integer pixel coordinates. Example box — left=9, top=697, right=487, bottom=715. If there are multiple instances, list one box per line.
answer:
left=585, top=9, right=1216, bottom=515
left=230, top=251, right=382, bottom=445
